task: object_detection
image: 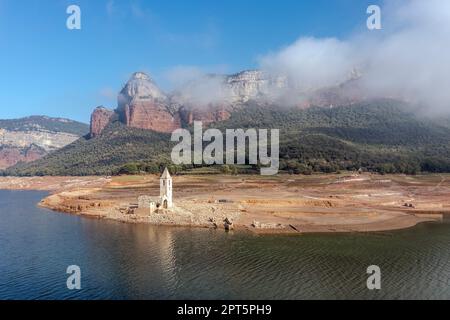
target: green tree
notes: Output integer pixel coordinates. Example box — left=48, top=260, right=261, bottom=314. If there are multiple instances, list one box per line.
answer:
left=119, top=163, right=139, bottom=175
left=221, top=165, right=231, bottom=174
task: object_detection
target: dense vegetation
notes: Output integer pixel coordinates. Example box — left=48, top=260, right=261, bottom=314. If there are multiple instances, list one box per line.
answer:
left=0, top=116, right=89, bottom=135
left=3, top=121, right=173, bottom=176
left=214, top=99, right=450, bottom=174
left=3, top=99, right=450, bottom=176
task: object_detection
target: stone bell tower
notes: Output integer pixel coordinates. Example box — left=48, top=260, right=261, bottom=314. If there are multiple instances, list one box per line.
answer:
left=160, top=167, right=173, bottom=209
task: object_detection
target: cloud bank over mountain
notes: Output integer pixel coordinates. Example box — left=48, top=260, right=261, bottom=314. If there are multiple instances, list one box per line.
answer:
left=165, top=66, right=233, bottom=107
left=259, top=0, right=450, bottom=113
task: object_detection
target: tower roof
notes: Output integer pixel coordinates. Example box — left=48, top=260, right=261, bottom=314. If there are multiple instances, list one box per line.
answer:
left=161, top=167, right=171, bottom=179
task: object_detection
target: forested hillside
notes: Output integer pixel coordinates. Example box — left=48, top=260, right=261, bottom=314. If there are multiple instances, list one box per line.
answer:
left=0, top=116, right=89, bottom=135
left=4, top=99, right=450, bottom=176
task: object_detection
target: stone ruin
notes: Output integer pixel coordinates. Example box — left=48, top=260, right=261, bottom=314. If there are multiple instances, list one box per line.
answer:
left=133, top=168, right=174, bottom=216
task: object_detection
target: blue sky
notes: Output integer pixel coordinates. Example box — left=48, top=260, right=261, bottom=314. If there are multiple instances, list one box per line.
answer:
left=0, top=0, right=377, bottom=123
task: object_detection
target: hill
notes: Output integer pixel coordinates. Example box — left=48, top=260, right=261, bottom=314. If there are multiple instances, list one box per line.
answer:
left=0, top=116, right=89, bottom=136
left=4, top=121, right=172, bottom=176
left=4, top=99, right=450, bottom=176
left=0, top=116, right=89, bottom=169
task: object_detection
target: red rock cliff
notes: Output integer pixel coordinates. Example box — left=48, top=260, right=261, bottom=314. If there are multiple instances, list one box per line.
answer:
left=122, top=102, right=181, bottom=133
left=89, top=72, right=235, bottom=138
left=90, top=107, right=114, bottom=138
left=179, top=105, right=231, bottom=126
left=0, top=145, right=47, bottom=169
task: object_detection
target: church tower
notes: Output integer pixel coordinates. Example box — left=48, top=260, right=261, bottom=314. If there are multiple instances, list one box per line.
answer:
left=160, top=167, right=173, bottom=209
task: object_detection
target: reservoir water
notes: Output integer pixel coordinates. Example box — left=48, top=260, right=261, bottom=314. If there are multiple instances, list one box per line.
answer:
left=0, top=190, right=449, bottom=300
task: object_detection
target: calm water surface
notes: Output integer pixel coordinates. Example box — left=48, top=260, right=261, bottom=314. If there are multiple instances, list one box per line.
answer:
left=0, top=190, right=449, bottom=300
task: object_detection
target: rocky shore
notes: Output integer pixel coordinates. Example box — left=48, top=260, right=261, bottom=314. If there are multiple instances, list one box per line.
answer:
left=2, top=173, right=448, bottom=234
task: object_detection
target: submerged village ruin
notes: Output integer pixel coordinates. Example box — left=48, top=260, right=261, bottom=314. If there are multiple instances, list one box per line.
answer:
left=33, top=169, right=448, bottom=235
left=28, top=71, right=446, bottom=233
left=127, top=168, right=238, bottom=231
left=136, top=168, right=174, bottom=214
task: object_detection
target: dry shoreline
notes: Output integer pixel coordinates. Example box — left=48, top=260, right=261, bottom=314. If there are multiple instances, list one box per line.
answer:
left=1, top=173, right=449, bottom=234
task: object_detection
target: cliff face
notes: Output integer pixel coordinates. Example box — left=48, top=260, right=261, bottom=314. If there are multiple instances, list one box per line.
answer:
left=90, top=107, right=114, bottom=138
left=226, top=70, right=288, bottom=104
left=115, top=72, right=180, bottom=133
left=0, top=145, right=46, bottom=169
left=89, top=70, right=363, bottom=137
left=178, top=106, right=231, bottom=126
left=118, top=72, right=168, bottom=105
left=0, top=117, right=89, bottom=169
left=89, top=72, right=185, bottom=136
left=89, top=71, right=269, bottom=137
left=123, top=101, right=181, bottom=133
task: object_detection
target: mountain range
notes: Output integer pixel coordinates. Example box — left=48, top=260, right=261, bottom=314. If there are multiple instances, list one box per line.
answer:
left=90, top=70, right=362, bottom=138
left=3, top=71, right=450, bottom=176
left=0, top=116, right=89, bottom=169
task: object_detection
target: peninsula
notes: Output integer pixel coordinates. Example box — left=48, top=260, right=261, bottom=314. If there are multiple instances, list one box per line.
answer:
left=1, top=172, right=448, bottom=234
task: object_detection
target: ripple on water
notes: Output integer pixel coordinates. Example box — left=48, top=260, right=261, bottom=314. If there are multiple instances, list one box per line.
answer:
left=1, top=190, right=450, bottom=299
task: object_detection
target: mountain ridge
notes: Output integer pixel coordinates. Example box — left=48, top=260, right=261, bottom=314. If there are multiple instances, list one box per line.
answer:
left=89, top=70, right=362, bottom=138
left=0, top=116, right=89, bottom=169
left=6, top=99, right=450, bottom=176
left=4, top=71, right=450, bottom=176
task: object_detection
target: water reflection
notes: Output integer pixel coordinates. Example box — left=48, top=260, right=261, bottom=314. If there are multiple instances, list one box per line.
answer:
left=0, top=190, right=449, bottom=300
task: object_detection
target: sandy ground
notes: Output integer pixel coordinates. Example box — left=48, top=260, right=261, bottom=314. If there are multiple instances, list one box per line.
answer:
left=0, top=176, right=109, bottom=191
left=1, top=173, right=449, bottom=234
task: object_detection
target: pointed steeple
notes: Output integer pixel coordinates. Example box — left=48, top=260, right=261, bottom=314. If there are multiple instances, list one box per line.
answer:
left=161, top=167, right=171, bottom=179
left=160, top=167, right=173, bottom=209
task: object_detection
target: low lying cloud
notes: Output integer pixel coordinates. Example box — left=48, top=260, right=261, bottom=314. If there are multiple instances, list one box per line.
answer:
left=98, top=87, right=117, bottom=100
left=164, top=66, right=209, bottom=88
left=259, top=0, right=450, bottom=112
left=162, top=1, right=450, bottom=113
left=260, top=37, right=357, bottom=90
left=164, top=65, right=232, bottom=108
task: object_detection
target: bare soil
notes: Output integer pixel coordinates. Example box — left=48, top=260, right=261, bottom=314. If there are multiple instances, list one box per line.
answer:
left=2, top=173, right=449, bottom=234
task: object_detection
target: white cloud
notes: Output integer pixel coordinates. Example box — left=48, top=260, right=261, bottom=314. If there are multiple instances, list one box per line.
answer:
left=260, top=37, right=358, bottom=90
left=98, top=87, right=117, bottom=100
left=258, top=0, right=450, bottom=112
left=164, top=66, right=207, bottom=88
left=164, top=65, right=231, bottom=107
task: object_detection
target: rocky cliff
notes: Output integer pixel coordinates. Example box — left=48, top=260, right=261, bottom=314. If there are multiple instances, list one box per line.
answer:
left=122, top=101, right=181, bottom=133
left=0, top=144, right=46, bottom=169
left=114, top=72, right=181, bottom=133
left=89, top=70, right=362, bottom=137
left=90, top=107, right=115, bottom=138
left=0, top=116, right=89, bottom=169
left=89, top=71, right=282, bottom=136
left=226, top=70, right=288, bottom=104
